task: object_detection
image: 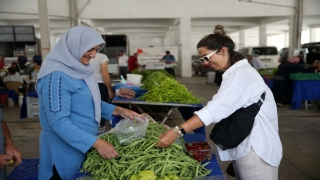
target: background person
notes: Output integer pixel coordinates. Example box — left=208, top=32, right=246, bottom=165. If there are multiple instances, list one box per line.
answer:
left=117, top=51, right=129, bottom=79
left=0, top=107, right=22, bottom=179
left=9, top=62, right=20, bottom=74
left=3, top=67, right=26, bottom=85
left=156, top=25, right=282, bottom=180
left=90, top=52, right=114, bottom=128
left=17, top=51, right=28, bottom=70
left=246, top=54, right=265, bottom=70
left=0, top=56, right=5, bottom=70
left=33, top=51, right=42, bottom=63
left=128, top=53, right=139, bottom=73
left=161, top=51, right=176, bottom=77
left=272, top=57, right=308, bottom=107
left=36, top=26, right=143, bottom=180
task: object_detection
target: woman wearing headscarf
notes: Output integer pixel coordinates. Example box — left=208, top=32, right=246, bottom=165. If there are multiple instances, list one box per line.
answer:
left=36, top=26, right=143, bottom=180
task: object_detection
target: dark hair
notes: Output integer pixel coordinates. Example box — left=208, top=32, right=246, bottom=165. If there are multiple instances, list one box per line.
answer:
left=7, top=67, right=16, bottom=74
left=165, top=51, right=170, bottom=54
left=11, top=62, right=20, bottom=72
left=197, top=25, right=245, bottom=68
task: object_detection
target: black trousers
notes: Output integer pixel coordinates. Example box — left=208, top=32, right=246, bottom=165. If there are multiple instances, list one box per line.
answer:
left=165, top=67, right=175, bottom=78
left=98, top=83, right=110, bottom=126
left=119, top=66, right=128, bottom=79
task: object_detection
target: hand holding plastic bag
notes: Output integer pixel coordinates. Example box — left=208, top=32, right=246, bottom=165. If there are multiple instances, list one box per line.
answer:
left=115, top=116, right=149, bottom=145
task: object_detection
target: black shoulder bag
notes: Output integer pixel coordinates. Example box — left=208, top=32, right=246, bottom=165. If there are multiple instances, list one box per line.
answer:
left=209, top=92, right=266, bottom=150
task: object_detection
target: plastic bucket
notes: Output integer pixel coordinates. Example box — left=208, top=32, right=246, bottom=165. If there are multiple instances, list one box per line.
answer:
left=127, top=74, right=143, bottom=85
left=8, top=98, right=14, bottom=107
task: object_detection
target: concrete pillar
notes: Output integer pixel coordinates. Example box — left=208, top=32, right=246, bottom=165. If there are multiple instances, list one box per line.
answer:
left=288, top=16, right=296, bottom=57
left=164, top=33, right=170, bottom=47
left=239, top=29, right=245, bottom=49
left=50, top=36, right=57, bottom=49
left=38, top=0, right=51, bottom=59
left=310, top=28, right=317, bottom=42
left=169, top=31, right=175, bottom=46
left=289, top=0, right=303, bottom=57
left=259, top=24, right=267, bottom=46
left=180, top=18, right=192, bottom=77
left=69, top=0, right=78, bottom=28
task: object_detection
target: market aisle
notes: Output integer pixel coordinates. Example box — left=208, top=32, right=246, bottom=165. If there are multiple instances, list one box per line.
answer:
left=2, top=75, right=320, bottom=180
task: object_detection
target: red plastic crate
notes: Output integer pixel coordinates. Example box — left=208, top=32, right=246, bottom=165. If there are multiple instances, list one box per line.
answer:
left=7, top=158, right=38, bottom=180
left=0, top=94, right=8, bottom=106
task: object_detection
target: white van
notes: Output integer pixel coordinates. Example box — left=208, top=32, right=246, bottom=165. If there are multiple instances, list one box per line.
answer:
left=238, top=46, right=279, bottom=68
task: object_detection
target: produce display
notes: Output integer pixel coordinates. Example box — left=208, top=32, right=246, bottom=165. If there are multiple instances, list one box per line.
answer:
left=185, top=142, right=212, bottom=162
left=81, top=122, right=211, bottom=180
left=139, top=72, right=201, bottom=104
left=131, top=70, right=173, bottom=82
left=130, top=170, right=179, bottom=180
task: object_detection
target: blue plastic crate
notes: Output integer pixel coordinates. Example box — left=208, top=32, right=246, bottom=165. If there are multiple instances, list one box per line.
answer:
left=7, top=158, right=38, bottom=180
left=7, top=158, right=90, bottom=180
left=115, top=83, right=147, bottom=98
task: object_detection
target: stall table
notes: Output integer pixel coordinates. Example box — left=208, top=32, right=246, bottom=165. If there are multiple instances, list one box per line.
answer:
left=290, top=73, right=320, bottom=110
left=8, top=133, right=225, bottom=180
left=112, top=96, right=206, bottom=138
left=290, top=80, right=320, bottom=110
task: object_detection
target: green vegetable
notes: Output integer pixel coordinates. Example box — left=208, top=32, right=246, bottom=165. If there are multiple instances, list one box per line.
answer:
left=9, top=159, right=14, bottom=165
left=140, top=77, right=201, bottom=104
left=81, top=122, right=211, bottom=180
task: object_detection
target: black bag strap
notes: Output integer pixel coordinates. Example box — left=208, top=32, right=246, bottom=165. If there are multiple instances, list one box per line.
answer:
left=256, top=92, right=266, bottom=107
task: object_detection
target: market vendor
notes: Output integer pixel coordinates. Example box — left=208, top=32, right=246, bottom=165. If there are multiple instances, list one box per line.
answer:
left=36, top=26, right=144, bottom=180
left=156, top=25, right=283, bottom=180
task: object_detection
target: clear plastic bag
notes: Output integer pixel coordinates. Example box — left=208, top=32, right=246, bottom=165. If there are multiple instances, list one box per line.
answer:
left=115, top=116, right=149, bottom=145
left=116, top=87, right=136, bottom=99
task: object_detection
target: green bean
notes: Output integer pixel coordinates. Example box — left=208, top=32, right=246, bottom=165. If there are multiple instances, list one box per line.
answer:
left=81, top=122, right=211, bottom=179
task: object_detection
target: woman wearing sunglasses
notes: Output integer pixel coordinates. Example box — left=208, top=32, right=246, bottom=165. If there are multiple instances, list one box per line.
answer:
left=155, top=25, right=282, bottom=180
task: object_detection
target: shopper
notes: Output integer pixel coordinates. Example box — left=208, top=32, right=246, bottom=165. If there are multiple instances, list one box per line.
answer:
left=128, top=53, right=139, bottom=73
left=90, top=52, right=114, bottom=127
left=17, top=51, right=28, bottom=70
left=0, top=107, right=22, bottom=179
left=272, top=57, right=308, bottom=107
left=36, top=26, right=143, bottom=180
left=0, top=56, right=5, bottom=70
left=117, top=51, right=129, bottom=79
left=33, top=51, right=42, bottom=63
left=156, top=25, right=283, bottom=180
left=161, top=51, right=176, bottom=77
left=247, top=54, right=265, bottom=70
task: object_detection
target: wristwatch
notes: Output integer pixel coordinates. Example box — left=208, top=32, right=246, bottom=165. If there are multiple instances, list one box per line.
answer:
left=179, top=126, right=187, bottom=135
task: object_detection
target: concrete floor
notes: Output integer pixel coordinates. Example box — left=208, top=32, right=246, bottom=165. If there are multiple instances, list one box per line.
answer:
left=2, top=75, right=320, bottom=180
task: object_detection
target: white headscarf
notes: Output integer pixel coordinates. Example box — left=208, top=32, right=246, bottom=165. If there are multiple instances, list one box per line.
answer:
left=38, top=26, right=106, bottom=123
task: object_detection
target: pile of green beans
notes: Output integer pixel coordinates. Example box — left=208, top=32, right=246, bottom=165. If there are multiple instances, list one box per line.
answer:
left=131, top=70, right=173, bottom=82
left=81, top=122, right=211, bottom=180
left=140, top=76, right=201, bottom=104
left=142, top=72, right=173, bottom=90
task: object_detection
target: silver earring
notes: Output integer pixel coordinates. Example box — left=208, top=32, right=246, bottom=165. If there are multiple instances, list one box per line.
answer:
left=223, top=54, right=226, bottom=57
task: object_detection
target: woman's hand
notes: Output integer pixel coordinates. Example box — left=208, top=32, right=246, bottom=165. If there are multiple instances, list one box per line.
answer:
left=5, top=144, right=22, bottom=167
left=0, top=154, right=11, bottom=169
left=113, top=106, right=145, bottom=120
left=108, top=90, right=115, bottom=99
left=93, top=138, right=119, bottom=159
left=155, top=129, right=178, bottom=148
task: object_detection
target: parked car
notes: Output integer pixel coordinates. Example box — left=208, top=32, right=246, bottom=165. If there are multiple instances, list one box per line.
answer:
left=238, top=46, right=279, bottom=68
left=302, top=42, right=320, bottom=64
left=192, top=55, right=212, bottom=76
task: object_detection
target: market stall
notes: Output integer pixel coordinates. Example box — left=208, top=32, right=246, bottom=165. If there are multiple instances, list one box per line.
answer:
left=111, top=99, right=206, bottom=137
left=290, top=73, right=320, bottom=110
left=8, top=118, right=225, bottom=180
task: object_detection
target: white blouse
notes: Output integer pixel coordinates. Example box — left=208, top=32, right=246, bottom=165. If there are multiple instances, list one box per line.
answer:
left=195, top=59, right=283, bottom=167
